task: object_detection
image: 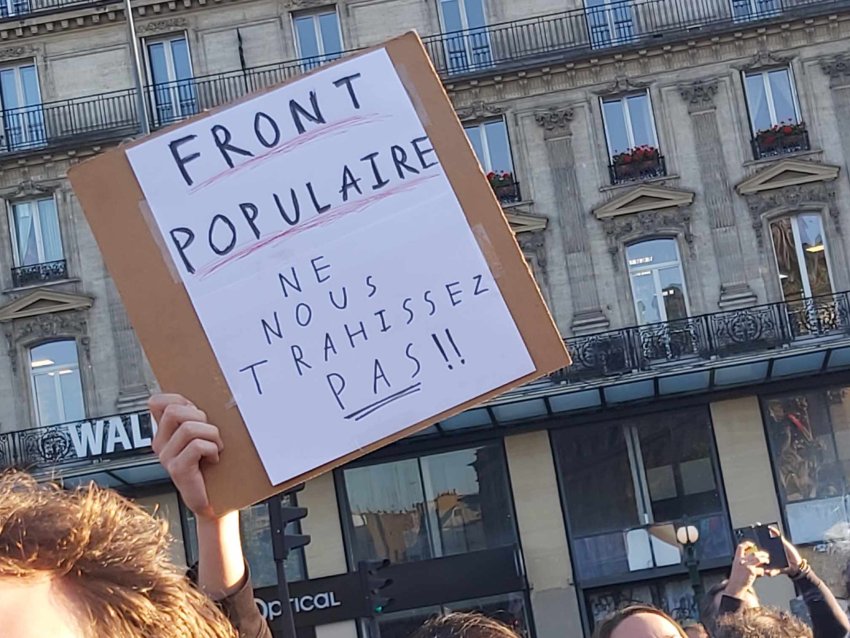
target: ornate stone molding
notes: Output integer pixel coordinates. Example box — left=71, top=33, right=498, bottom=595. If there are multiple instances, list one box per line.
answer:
left=533, top=108, right=574, bottom=136
left=679, top=80, right=719, bottom=114
left=0, top=177, right=57, bottom=201
left=454, top=100, right=504, bottom=122
left=517, top=229, right=547, bottom=276
left=0, top=45, right=32, bottom=60
left=594, top=184, right=695, bottom=220
left=744, top=182, right=840, bottom=247
left=733, top=49, right=793, bottom=71
left=137, top=17, right=188, bottom=33
left=594, top=75, right=650, bottom=96
left=603, top=208, right=695, bottom=270
left=0, top=290, right=93, bottom=322
left=4, top=310, right=89, bottom=374
left=820, top=54, right=850, bottom=89
left=735, top=158, right=840, bottom=196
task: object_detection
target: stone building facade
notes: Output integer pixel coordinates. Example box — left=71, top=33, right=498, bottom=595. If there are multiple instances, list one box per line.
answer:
left=2, top=1, right=850, bottom=637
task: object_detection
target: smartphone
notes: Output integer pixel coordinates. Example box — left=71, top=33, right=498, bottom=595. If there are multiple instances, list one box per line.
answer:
left=733, top=524, right=789, bottom=570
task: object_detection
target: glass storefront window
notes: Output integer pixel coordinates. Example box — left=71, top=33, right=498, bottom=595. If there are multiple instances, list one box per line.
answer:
left=342, top=444, right=516, bottom=565
left=763, top=387, right=850, bottom=544
left=553, top=408, right=732, bottom=582
left=184, top=494, right=306, bottom=587
left=377, top=593, right=530, bottom=638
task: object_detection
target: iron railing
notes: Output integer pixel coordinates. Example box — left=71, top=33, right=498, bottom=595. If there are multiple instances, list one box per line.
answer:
left=11, top=259, right=67, bottom=288
left=609, top=154, right=667, bottom=185
left=557, top=291, right=850, bottom=382
left=421, top=0, right=850, bottom=76
left=491, top=180, right=522, bottom=204
left=0, top=411, right=154, bottom=473
left=751, top=127, right=811, bottom=160
left=0, top=88, right=138, bottom=154
left=0, top=0, right=103, bottom=21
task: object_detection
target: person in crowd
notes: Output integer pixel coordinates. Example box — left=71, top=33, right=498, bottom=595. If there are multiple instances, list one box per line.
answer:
left=700, top=535, right=848, bottom=638
left=410, top=612, right=521, bottom=638
left=0, top=392, right=271, bottom=638
left=593, top=604, right=688, bottom=638
left=683, top=620, right=710, bottom=638
left=713, top=607, right=813, bottom=638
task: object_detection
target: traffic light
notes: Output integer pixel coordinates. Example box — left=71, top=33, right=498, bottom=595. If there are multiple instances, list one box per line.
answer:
left=268, top=489, right=311, bottom=562
left=358, top=559, right=393, bottom=616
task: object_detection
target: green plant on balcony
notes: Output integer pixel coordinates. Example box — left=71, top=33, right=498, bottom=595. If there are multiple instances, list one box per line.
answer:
left=486, top=170, right=520, bottom=203
left=611, top=145, right=662, bottom=183
left=754, top=121, right=808, bottom=156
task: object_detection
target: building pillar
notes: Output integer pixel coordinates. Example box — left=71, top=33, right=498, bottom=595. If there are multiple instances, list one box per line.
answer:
left=301, top=472, right=359, bottom=638
left=105, top=278, right=150, bottom=411
left=710, top=397, right=795, bottom=609
left=821, top=54, right=850, bottom=191
left=534, top=108, right=609, bottom=334
left=504, top=431, right=583, bottom=638
left=679, top=81, right=757, bottom=310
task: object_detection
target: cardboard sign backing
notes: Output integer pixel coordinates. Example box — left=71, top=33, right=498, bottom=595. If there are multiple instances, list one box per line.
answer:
left=68, top=32, right=570, bottom=514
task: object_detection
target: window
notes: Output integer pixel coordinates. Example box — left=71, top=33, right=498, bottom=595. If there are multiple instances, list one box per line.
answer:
left=730, top=0, right=780, bottom=23
left=9, top=197, right=66, bottom=286
left=626, top=239, right=689, bottom=325
left=0, top=0, right=30, bottom=18
left=146, top=35, right=197, bottom=128
left=342, top=444, right=516, bottom=565
left=552, top=408, right=731, bottom=582
left=602, top=92, right=664, bottom=184
left=585, top=0, right=635, bottom=49
left=293, top=9, right=343, bottom=70
left=184, top=494, right=306, bottom=586
left=763, top=386, right=850, bottom=544
left=29, top=340, right=85, bottom=427
left=770, top=214, right=832, bottom=302
left=0, top=62, right=44, bottom=151
left=438, top=0, right=491, bottom=74
left=744, top=68, right=808, bottom=158
left=464, top=119, right=518, bottom=203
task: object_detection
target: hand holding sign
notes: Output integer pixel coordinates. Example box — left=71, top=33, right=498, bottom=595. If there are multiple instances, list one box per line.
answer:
left=69, top=33, right=569, bottom=512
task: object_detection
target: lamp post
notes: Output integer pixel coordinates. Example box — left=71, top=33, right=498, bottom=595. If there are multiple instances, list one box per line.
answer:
left=676, top=523, right=704, bottom=613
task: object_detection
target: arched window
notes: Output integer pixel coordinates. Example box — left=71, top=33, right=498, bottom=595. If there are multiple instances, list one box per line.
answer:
left=29, top=339, right=85, bottom=426
left=626, top=239, right=689, bottom=325
left=769, top=214, right=833, bottom=301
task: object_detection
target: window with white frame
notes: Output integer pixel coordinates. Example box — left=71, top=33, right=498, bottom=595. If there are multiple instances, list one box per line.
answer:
left=29, top=340, right=85, bottom=427
left=0, top=61, right=44, bottom=150
left=602, top=92, right=658, bottom=159
left=744, top=68, right=801, bottom=135
left=293, top=8, right=343, bottom=68
left=9, top=197, right=63, bottom=268
left=730, top=0, right=780, bottom=23
left=146, top=34, right=197, bottom=127
left=626, top=238, right=689, bottom=325
left=438, top=0, right=491, bottom=74
left=770, top=214, right=833, bottom=302
left=463, top=119, right=518, bottom=202
left=585, top=0, right=635, bottom=49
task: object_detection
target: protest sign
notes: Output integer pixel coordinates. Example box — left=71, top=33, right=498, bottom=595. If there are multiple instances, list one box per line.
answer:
left=69, top=32, right=570, bottom=513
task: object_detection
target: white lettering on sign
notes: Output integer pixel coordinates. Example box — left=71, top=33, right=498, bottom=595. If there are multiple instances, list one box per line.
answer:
left=67, top=413, right=155, bottom=459
left=255, top=592, right=342, bottom=620
left=126, top=48, right=534, bottom=486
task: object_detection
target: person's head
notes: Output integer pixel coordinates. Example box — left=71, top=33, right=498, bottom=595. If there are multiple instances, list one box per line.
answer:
left=700, top=580, right=761, bottom=635
left=0, top=471, right=236, bottom=638
left=682, top=621, right=709, bottom=638
left=714, top=607, right=813, bottom=638
left=410, top=612, right=521, bottom=638
left=593, top=605, right=687, bottom=638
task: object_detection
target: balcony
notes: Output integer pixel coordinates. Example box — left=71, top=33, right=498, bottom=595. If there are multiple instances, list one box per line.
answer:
left=609, top=148, right=666, bottom=185
left=11, top=259, right=67, bottom=288
left=0, top=0, right=101, bottom=21
left=0, top=410, right=155, bottom=475
left=487, top=172, right=522, bottom=204
left=751, top=123, right=811, bottom=160
left=422, top=0, right=850, bottom=77
left=557, top=291, right=850, bottom=383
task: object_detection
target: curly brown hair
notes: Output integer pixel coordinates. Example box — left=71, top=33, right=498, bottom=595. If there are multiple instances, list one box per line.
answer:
left=410, top=612, right=522, bottom=638
left=714, top=607, right=813, bottom=638
left=0, top=471, right=237, bottom=638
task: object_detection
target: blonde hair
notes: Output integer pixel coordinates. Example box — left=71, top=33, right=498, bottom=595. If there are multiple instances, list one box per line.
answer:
left=0, top=471, right=237, bottom=638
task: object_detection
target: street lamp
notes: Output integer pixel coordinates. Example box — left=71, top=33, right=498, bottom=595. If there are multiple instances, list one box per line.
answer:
left=676, top=523, right=704, bottom=612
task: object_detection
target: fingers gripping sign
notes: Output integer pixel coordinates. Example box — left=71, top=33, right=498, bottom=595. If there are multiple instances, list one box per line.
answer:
left=150, top=393, right=224, bottom=520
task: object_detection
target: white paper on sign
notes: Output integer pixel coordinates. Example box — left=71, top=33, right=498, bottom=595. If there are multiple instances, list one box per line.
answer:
left=126, top=49, right=534, bottom=485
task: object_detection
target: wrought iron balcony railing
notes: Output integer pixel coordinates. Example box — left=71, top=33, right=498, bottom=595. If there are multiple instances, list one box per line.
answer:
left=0, top=0, right=101, bottom=21
left=557, top=291, right=850, bottom=383
left=0, top=411, right=154, bottom=473
left=11, top=259, right=67, bottom=288
left=751, top=126, right=811, bottom=160
left=609, top=153, right=667, bottom=185
left=490, top=179, right=522, bottom=204
left=421, top=0, right=850, bottom=76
